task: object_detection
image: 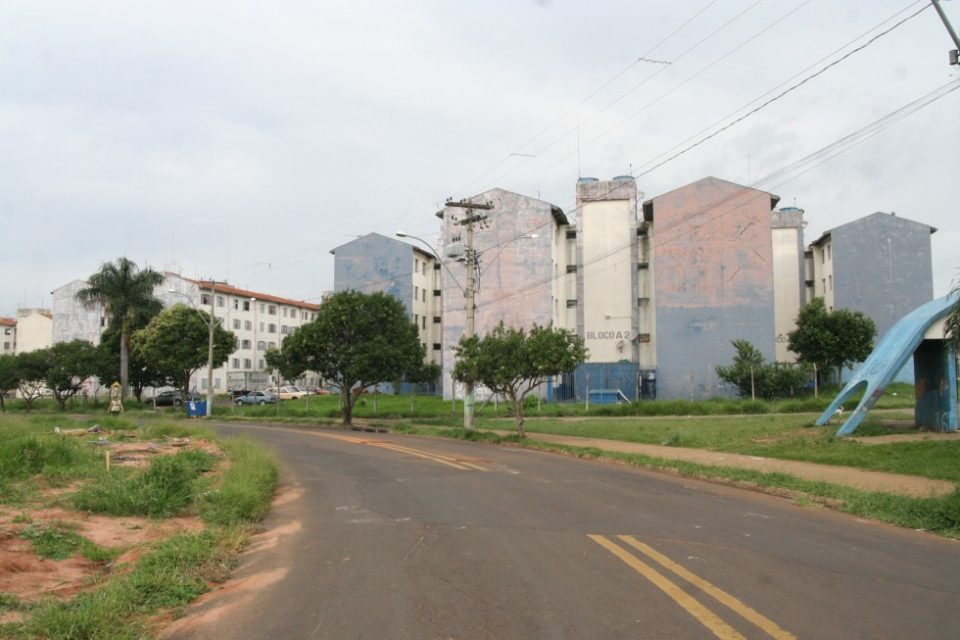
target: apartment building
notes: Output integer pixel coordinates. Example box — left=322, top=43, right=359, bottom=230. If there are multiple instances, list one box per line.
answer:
left=52, top=273, right=321, bottom=393
left=161, top=275, right=321, bottom=392
left=806, top=211, right=935, bottom=339
left=1, top=318, right=14, bottom=355
left=14, top=308, right=53, bottom=354
left=330, top=232, right=443, bottom=365
left=436, top=188, right=569, bottom=398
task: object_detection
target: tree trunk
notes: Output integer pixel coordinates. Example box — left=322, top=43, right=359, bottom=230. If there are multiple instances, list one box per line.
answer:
left=341, top=387, right=354, bottom=426
left=119, top=329, right=130, bottom=399
left=510, top=392, right=526, bottom=438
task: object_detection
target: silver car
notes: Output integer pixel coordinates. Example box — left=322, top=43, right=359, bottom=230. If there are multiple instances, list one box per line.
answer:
left=234, top=391, right=278, bottom=406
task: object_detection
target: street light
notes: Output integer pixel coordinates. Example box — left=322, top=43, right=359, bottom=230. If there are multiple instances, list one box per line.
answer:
left=397, top=230, right=475, bottom=427
left=168, top=284, right=219, bottom=418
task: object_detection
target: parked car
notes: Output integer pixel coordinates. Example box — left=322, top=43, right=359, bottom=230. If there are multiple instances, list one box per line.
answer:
left=153, top=390, right=190, bottom=406
left=268, top=385, right=308, bottom=400
left=235, top=391, right=278, bottom=406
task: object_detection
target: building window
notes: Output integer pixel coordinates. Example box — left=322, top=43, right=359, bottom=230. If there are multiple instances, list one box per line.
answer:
left=268, top=342, right=276, bottom=350
left=268, top=324, right=276, bottom=333
left=415, top=258, right=419, bottom=273
left=265, top=305, right=275, bottom=315
left=433, top=289, right=441, bottom=296
left=245, top=320, right=252, bottom=330
left=415, top=286, right=419, bottom=299
left=421, top=317, right=426, bottom=330
left=243, top=300, right=251, bottom=311
left=822, top=278, right=826, bottom=292
left=828, top=275, right=833, bottom=291
left=433, top=316, right=441, bottom=324
left=244, top=359, right=252, bottom=369
left=241, top=339, right=251, bottom=349
left=217, top=296, right=225, bottom=307
left=259, top=322, right=265, bottom=332
left=258, top=341, right=266, bottom=350
left=414, top=314, right=419, bottom=326
left=200, top=294, right=210, bottom=305
left=826, top=245, right=831, bottom=261
left=233, top=299, right=240, bottom=310
left=422, top=290, right=426, bottom=302
left=433, top=343, right=441, bottom=350
left=566, top=299, right=577, bottom=308
left=422, top=342, right=427, bottom=352
left=233, top=319, right=241, bottom=330
left=232, top=358, right=240, bottom=368
left=258, top=359, right=265, bottom=369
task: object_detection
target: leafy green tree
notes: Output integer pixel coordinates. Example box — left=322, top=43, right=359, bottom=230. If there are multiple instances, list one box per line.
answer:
left=45, top=340, right=102, bottom=411
left=75, top=258, right=164, bottom=399
left=453, top=323, right=587, bottom=438
left=945, top=278, right=960, bottom=356
left=0, top=354, right=19, bottom=412
left=787, top=298, right=876, bottom=385
left=278, top=291, right=423, bottom=426
left=15, top=350, right=50, bottom=412
left=133, top=304, right=235, bottom=400
left=715, top=340, right=809, bottom=399
left=94, top=327, right=167, bottom=401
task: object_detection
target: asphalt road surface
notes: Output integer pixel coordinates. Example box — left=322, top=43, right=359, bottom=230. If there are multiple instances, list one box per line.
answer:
left=164, top=423, right=960, bottom=640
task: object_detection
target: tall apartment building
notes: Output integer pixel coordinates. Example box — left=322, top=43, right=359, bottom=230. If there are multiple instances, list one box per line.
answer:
left=806, top=212, right=935, bottom=339
left=771, top=207, right=807, bottom=363
left=330, top=232, right=443, bottom=365
left=643, top=177, right=780, bottom=399
left=436, top=188, right=569, bottom=398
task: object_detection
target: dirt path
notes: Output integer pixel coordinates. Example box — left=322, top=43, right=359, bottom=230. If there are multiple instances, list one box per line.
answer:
left=518, top=432, right=956, bottom=498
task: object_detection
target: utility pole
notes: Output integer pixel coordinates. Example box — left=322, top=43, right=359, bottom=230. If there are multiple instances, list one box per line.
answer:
left=206, top=281, right=226, bottom=418
left=931, top=0, right=960, bottom=66
left=447, top=198, right=493, bottom=431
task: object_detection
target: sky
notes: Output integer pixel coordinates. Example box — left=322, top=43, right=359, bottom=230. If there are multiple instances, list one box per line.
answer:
left=1, top=0, right=958, bottom=316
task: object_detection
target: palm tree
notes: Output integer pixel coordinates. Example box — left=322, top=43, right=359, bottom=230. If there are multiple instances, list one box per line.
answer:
left=76, top=258, right=164, bottom=399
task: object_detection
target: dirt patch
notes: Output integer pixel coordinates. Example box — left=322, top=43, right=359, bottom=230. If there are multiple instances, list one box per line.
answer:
left=0, top=437, right=214, bottom=606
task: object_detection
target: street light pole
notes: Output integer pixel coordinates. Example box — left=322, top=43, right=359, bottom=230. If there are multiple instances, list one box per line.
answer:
left=206, top=282, right=216, bottom=418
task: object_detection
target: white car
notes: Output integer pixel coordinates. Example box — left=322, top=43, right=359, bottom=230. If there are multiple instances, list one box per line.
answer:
left=269, top=385, right=308, bottom=400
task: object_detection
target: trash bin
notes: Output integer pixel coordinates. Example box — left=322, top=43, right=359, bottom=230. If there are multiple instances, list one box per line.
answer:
left=186, top=400, right=207, bottom=417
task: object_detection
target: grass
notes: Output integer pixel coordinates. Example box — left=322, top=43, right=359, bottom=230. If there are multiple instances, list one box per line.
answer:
left=0, top=412, right=280, bottom=639
left=19, top=522, right=119, bottom=563
left=71, top=449, right=217, bottom=518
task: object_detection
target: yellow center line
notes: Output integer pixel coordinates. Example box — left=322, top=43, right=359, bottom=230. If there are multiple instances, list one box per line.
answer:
left=588, top=535, right=747, bottom=640
left=286, top=429, right=478, bottom=471
left=369, top=441, right=489, bottom=471
left=618, top=536, right=796, bottom=640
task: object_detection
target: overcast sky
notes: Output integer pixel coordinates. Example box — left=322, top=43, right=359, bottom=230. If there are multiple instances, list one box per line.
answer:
left=2, top=0, right=958, bottom=316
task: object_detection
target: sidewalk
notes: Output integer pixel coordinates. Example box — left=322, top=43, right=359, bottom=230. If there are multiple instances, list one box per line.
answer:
left=518, top=432, right=956, bottom=498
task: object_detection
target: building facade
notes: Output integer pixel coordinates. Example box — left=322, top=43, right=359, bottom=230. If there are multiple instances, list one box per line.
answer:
left=643, top=177, right=780, bottom=399
left=330, top=232, right=443, bottom=365
left=437, top=188, right=569, bottom=399
left=1, top=318, right=15, bottom=355
left=52, top=273, right=321, bottom=394
left=13, top=309, right=53, bottom=354
left=771, top=207, right=807, bottom=363
left=807, top=212, right=935, bottom=339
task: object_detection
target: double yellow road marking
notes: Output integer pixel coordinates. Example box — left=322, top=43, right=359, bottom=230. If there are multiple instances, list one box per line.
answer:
left=589, top=535, right=795, bottom=640
left=313, top=432, right=488, bottom=471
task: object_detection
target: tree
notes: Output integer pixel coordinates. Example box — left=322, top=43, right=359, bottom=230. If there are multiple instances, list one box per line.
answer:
left=75, top=258, right=164, bottom=400
left=0, top=354, right=19, bottom=412
left=94, top=327, right=167, bottom=401
left=278, top=291, right=423, bottom=426
left=945, top=277, right=960, bottom=356
left=15, top=350, right=49, bottom=412
left=715, top=340, right=809, bottom=400
left=787, top=298, right=876, bottom=385
left=44, top=340, right=101, bottom=411
left=453, top=323, right=587, bottom=438
left=133, top=304, right=235, bottom=400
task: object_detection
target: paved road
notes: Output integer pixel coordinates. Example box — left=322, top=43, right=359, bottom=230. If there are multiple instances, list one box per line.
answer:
left=164, top=423, right=960, bottom=640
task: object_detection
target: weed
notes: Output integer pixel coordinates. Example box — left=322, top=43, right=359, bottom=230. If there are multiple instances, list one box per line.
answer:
left=18, top=522, right=119, bottom=563
left=72, top=449, right=216, bottom=518
left=11, top=512, right=32, bottom=524
left=201, top=439, right=279, bottom=525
